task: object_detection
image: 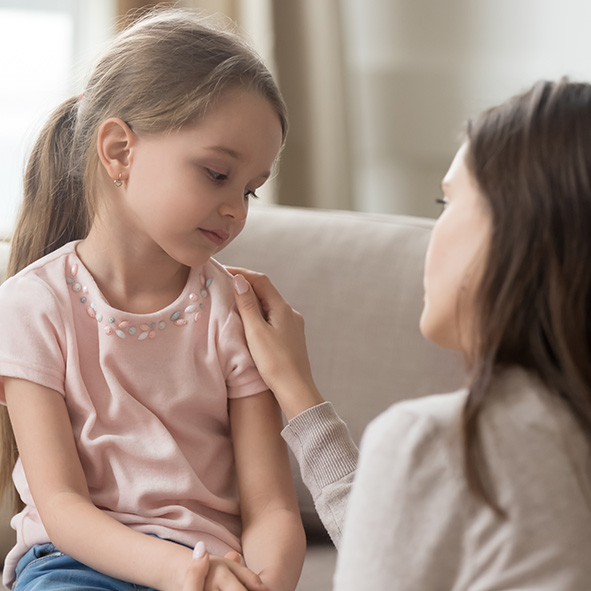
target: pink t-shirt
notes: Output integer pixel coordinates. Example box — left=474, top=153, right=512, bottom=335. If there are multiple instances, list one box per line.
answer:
left=0, top=241, right=267, bottom=587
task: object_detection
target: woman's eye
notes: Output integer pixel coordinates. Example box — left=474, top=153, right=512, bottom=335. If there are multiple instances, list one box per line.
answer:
left=244, top=190, right=260, bottom=200
left=207, top=169, right=228, bottom=182
left=435, top=197, right=449, bottom=210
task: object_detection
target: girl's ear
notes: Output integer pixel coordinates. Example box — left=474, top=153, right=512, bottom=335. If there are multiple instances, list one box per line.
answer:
left=96, top=118, right=135, bottom=183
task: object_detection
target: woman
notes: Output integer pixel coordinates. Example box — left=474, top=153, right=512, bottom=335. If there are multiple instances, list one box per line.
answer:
left=229, top=79, right=591, bottom=589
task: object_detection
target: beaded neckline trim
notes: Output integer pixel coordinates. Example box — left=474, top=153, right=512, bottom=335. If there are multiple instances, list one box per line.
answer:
left=65, top=262, right=212, bottom=341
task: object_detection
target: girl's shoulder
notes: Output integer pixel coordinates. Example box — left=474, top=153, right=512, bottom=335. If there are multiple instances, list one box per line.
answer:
left=205, top=257, right=234, bottom=283
left=199, top=257, right=236, bottom=309
left=0, top=241, right=78, bottom=305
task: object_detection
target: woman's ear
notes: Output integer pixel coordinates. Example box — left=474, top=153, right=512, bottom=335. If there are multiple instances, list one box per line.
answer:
left=96, top=118, right=135, bottom=183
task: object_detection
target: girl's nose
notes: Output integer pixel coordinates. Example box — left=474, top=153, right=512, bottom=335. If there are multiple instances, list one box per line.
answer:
left=219, top=191, right=248, bottom=222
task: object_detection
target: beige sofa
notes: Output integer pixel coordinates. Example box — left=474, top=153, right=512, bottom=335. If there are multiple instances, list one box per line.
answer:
left=0, top=205, right=464, bottom=590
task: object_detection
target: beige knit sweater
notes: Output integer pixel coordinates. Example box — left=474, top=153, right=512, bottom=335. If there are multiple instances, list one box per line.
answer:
left=283, top=367, right=591, bottom=590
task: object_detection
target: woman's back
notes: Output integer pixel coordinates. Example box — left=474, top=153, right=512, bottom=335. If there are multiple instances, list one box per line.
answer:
left=335, top=367, right=591, bottom=590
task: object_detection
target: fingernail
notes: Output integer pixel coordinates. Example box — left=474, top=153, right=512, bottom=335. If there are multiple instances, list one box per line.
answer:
left=233, top=275, right=249, bottom=295
left=193, top=541, right=206, bottom=560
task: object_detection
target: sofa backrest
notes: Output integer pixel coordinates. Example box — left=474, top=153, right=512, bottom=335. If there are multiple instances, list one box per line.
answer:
left=0, top=206, right=466, bottom=541
left=217, top=205, right=466, bottom=532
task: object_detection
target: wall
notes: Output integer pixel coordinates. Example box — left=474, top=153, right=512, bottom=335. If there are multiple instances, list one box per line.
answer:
left=342, top=0, right=591, bottom=217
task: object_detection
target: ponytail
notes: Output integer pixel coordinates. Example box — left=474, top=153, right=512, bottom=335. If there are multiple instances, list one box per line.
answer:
left=8, top=96, right=89, bottom=277
left=1, top=96, right=90, bottom=510
left=0, top=5, right=288, bottom=514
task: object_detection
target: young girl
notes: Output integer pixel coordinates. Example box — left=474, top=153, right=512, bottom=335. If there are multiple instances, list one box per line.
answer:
left=0, top=9, right=305, bottom=591
left=230, top=78, right=591, bottom=589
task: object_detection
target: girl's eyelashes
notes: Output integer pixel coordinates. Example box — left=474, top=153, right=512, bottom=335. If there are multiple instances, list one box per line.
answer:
left=435, top=197, right=449, bottom=209
left=206, top=168, right=228, bottom=182
left=205, top=167, right=260, bottom=199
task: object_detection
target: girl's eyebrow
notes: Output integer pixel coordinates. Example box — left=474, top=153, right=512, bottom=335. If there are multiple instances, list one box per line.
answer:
left=204, top=145, right=272, bottom=180
left=205, top=145, right=243, bottom=160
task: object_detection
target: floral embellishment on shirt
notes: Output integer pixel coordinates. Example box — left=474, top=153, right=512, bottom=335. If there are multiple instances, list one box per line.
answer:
left=66, top=263, right=212, bottom=341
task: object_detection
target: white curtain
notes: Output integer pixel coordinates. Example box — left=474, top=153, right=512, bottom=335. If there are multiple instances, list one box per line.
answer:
left=120, top=0, right=591, bottom=217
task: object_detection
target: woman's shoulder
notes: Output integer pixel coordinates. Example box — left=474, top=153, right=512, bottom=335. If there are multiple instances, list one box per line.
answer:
left=368, top=367, right=574, bottom=444
left=368, top=388, right=468, bottom=442
left=480, top=367, right=588, bottom=470
left=359, top=366, right=567, bottom=471
left=361, top=389, right=469, bottom=472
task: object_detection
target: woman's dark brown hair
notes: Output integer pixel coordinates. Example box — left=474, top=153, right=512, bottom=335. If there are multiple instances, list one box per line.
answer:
left=463, top=79, right=591, bottom=511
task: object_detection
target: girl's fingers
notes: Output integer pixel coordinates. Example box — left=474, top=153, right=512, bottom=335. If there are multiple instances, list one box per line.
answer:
left=224, top=561, right=268, bottom=591
left=224, top=550, right=243, bottom=564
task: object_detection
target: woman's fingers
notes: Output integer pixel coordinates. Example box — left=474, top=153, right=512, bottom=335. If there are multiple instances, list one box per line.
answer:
left=226, top=267, right=287, bottom=314
left=227, top=265, right=324, bottom=419
left=182, top=551, right=209, bottom=591
left=232, top=274, right=269, bottom=337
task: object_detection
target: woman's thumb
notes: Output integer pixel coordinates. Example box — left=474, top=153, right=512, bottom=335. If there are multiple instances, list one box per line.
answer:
left=183, top=542, right=210, bottom=590
left=233, top=275, right=264, bottom=322
left=233, top=274, right=251, bottom=296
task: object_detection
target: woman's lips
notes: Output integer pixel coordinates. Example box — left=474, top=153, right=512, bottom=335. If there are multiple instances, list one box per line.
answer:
left=200, top=228, right=229, bottom=246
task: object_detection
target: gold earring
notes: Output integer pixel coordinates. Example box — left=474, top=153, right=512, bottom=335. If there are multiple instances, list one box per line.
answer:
left=113, top=173, right=123, bottom=187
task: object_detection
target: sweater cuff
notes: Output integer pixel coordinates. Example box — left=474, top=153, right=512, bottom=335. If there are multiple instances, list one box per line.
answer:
left=281, top=402, right=358, bottom=495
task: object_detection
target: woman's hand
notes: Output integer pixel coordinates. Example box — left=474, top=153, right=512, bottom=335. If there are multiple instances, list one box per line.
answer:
left=227, top=267, right=324, bottom=420
left=182, top=544, right=209, bottom=591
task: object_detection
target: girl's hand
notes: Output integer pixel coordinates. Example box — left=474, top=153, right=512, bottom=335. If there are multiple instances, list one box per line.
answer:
left=228, top=267, right=324, bottom=420
left=182, top=546, right=268, bottom=591
left=204, top=555, right=268, bottom=591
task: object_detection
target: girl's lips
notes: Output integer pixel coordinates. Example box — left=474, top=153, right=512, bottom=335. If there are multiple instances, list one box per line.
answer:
left=200, top=228, right=229, bottom=246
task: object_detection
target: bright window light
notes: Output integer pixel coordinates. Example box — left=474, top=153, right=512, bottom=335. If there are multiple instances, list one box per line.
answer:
left=0, top=9, right=73, bottom=234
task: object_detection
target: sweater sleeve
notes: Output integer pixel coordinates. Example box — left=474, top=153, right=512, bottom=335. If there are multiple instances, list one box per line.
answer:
left=333, top=403, right=465, bottom=591
left=281, top=402, right=358, bottom=548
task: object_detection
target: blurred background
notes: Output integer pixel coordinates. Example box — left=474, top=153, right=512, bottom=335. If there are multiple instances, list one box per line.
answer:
left=3, top=0, right=591, bottom=235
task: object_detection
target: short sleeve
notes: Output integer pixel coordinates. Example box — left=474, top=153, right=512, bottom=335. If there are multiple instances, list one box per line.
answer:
left=333, top=403, right=466, bottom=591
left=217, top=305, right=267, bottom=399
left=0, top=275, right=66, bottom=402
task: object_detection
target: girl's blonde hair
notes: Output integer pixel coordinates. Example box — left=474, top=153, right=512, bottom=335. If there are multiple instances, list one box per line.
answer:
left=1, top=7, right=287, bottom=507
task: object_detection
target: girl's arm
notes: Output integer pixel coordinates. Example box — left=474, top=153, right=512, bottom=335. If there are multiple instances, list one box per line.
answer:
left=229, top=390, right=306, bottom=591
left=4, top=377, right=266, bottom=591
left=228, top=268, right=359, bottom=545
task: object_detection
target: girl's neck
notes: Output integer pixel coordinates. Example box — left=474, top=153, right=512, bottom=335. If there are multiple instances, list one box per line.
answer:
left=77, top=221, right=190, bottom=315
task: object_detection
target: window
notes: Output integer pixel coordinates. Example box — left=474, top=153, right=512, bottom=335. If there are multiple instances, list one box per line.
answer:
left=0, top=0, right=115, bottom=234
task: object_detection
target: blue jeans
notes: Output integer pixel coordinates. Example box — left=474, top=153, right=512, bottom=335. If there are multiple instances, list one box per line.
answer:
left=14, top=543, right=158, bottom=591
